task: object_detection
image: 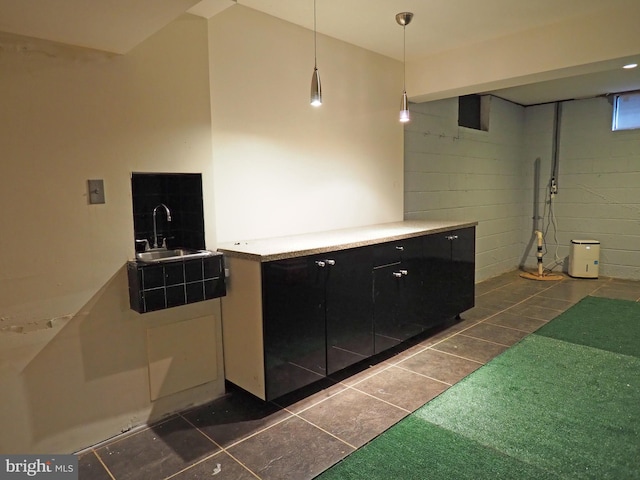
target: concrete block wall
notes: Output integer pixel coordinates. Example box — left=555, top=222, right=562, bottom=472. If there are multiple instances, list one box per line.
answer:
left=519, top=103, right=556, bottom=271
left=404, top=97, right=526, bottom=282
left=522, top=97, right=640, bottom=280
left=407, top=96, right=640, bottom=282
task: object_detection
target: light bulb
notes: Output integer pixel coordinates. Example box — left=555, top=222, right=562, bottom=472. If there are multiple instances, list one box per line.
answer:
left=310, top=67, right=322, bottom=107
left=399, top=91, right=410, bottom=123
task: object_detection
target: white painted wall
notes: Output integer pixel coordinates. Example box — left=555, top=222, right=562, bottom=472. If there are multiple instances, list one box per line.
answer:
left=404, top=97, right=526, bottom=281
left=208, top=5, right=404, bottom=243
left=0, top=16, right=226, bottom=454
left=0, top=5, right=407, bottom=454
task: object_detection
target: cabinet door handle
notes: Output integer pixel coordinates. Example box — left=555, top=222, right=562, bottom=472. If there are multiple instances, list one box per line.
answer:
left=446, top=235, right=459, bottom=240
left=393, top=270, right=408, bottom=277
left=326, top=259, right=336, bottom=266
left=315, top=261, right=326, bottom=268
left=395, top=246, right=404, bottom=251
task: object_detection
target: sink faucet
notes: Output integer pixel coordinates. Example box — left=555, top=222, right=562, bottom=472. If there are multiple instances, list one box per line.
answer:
left=152, top=203, right=172, bottom=249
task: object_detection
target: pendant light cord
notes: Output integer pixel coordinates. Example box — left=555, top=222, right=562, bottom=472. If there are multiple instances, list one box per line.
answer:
left=313, top=0, right=318, bottom=69
left=403, top=24, right=406, bottom=91
left=310, top=0, right=322, bottom=106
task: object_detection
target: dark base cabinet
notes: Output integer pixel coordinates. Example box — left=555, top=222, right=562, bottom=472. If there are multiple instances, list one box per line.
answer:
left=220, top=224, right=476, bottom=401
left=262, top=256, right=328, bottom=400
left=372, top=236, right=425, bottom=353
left=423, top=228, right=476, bottom=325
left=324, top=248, right=375, bottom=374
left=262, top=247, right=374, bottom=399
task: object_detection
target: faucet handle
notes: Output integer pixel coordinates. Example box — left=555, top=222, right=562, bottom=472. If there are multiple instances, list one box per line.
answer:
left=161, top=236, right=175, bottom=249
left=135, top=239, right=150, bottom=251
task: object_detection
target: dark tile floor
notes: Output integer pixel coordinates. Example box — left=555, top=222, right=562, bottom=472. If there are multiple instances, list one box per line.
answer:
left=77, top=270, right=640, bottom=480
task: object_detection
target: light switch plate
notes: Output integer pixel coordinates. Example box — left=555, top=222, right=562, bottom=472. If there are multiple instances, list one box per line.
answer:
left=88, top=179, right=105, bottom=204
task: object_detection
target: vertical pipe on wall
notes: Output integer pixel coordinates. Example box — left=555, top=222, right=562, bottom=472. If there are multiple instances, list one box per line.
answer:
left=550, top=102, right=562, bottom=193
left=519, top=157, right=543, bottom=269
left=533, top=157, right=541, bottom=232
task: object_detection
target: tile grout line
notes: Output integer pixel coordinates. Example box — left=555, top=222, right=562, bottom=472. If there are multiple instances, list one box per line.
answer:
left=162, top=451, right=224, bottom=480
left=333, top=362, right=398, bottom=390
left=341, top=383, right=412, bottom=414
left=219, top=449, right=263, bottom=480
left=178, top=393, right=375, bottom=471
left=457, top=332, right=517, bottom=348
left=388, top=364, right=453, bottom=386
left=422, top=347, right=486, bottom=365
left=164, top=448, right=262, bottom=480
left=473, top=319, right=537, bottom=334
left=91, top=449, right=117, bottom=480
left=279, top=377, right=412, bottom=443
left=290, top=412, right=359, bottom=451
left=482, top=317, right=545, bottom=333
left=399, top=281, right=568, bottom=371
left=90, top=418, right=183, bottom=480
left=175, top=412, right=263, bottom=480
left=181, top=409, right=292, bottom=453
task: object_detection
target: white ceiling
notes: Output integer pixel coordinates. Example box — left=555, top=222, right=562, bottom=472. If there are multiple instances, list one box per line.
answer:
left=1, top=0, right=639, bottom=105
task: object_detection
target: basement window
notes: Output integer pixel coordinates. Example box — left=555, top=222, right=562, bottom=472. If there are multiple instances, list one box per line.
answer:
left=612, top=92, right=640, bottom=131
left=458, top=94, right=490, bottom=131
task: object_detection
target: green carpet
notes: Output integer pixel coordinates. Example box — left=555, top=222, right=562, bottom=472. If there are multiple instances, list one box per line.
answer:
left=316, top=297, right=640, bottom=480
left=535, top=296, right=640, bottom=357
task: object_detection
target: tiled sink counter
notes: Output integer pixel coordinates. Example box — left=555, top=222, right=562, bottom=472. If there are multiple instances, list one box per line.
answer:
left=127, top=252, right=226, bottom=314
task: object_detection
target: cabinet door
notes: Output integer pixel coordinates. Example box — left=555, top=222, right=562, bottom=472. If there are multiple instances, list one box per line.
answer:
left=373, top=263, right=403, bottom=353
left=422, top=228, right=476, bottom=327
left=450, top=227, right=476, bottom=314
left=372, top=236, right=425, bottom=354
left=262, top=257, right=328, bottom=400
left=324, top=247, right=374, bottom=374
left=373, top=265, right=424, bottom=354
left=422, top=233, right=455, bottom=325
left=399, top=236, right=429, bottom=333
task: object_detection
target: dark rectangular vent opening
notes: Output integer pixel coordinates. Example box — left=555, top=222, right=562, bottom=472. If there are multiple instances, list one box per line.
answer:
left=458, top=94, right=489, bottom=131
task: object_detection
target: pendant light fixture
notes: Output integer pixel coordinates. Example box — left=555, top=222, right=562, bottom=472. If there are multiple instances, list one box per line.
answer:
left=310, top=0, right=322, bottom=107
left=396, top=12, right=413, bottom=122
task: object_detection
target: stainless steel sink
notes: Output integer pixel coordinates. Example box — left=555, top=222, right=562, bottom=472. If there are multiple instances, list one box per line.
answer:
left=135, top=248, right=214, bottom=264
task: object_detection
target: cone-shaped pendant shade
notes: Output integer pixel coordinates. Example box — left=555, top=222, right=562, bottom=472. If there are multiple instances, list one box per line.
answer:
left=399, top=91, right=410, bottom=122
left=310, top=66, right=322, bottom=106
left=396, top=12, right=413, bottom=123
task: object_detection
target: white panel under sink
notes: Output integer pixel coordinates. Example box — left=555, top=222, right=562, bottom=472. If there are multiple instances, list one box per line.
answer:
left=147, top=316, right=217, bottom=401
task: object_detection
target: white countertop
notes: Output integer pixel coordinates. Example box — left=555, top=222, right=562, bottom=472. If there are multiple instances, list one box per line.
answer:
left=217, top=220, right=477, bottom=262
